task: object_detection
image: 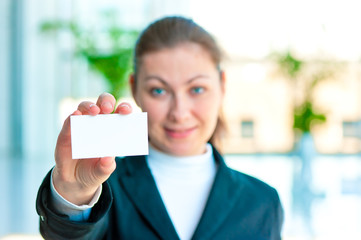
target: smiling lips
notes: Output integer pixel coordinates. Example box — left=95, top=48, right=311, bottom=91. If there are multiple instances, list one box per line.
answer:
left=164, top=127, right=197, bottom=138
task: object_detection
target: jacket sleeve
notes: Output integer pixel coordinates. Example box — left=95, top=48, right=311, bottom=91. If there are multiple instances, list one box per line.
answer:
left=36, top=170, right=113, bottom=240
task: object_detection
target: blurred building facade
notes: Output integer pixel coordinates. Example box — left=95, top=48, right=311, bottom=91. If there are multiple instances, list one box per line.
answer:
left=221, top=59, right=361, bottom=154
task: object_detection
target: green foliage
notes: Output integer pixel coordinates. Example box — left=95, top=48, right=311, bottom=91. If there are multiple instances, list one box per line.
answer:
left=83, top=49, right=133, bottom=98
left=276, top=51, right=303, bottom=78
left=40, top=13, right=139, bottom=100
left=272, top=50, right=333, bottom=134
left=293, top=101, right=326, bottom=133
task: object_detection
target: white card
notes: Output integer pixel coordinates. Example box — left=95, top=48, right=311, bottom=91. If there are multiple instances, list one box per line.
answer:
left=70, top=113, right=148, bottom=159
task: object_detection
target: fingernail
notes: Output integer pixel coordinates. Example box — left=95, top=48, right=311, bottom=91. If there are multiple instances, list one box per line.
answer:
left=89, top=104, right=96, bottom=109
left=119, top=103, right=130, bottom=109
left=102, top=102, right=113, bottom=109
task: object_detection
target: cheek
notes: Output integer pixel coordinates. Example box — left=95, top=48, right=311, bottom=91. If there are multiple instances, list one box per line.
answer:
left=140, top=98, right=168, bottom=127
left=196, top=97, right=221, bottom=123
left=204, top=90, right=223, bottom=112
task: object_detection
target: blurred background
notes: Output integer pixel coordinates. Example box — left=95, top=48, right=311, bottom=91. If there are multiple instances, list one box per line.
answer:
left=1, top=0, right=361, bottom=239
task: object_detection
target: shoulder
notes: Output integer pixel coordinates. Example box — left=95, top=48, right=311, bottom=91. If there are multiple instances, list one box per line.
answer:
left=226, top=167, right=284, bottom=237
left=213, top=147, right=279, bottom=201
left=213, top=149, right=284, bottom=231
left=226, top=166, right=282, bottom=218
left=231, top=167, right=275, bottom=190
left=227, top=166, right=279, bottom=202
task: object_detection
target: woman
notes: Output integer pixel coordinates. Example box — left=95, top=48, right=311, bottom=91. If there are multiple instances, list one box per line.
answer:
left=36, top=16, right=283, bottom=240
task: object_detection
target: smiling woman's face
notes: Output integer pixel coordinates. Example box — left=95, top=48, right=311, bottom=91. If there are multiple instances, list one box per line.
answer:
left=131, top=42, right=225, bottom=156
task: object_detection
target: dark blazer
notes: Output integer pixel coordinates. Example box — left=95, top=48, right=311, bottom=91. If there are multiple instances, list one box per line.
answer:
left=36, top=147, right=283, bottom=240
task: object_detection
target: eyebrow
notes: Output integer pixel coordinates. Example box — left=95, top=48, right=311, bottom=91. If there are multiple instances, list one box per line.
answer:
left=144, top=74, right=210, bottom=86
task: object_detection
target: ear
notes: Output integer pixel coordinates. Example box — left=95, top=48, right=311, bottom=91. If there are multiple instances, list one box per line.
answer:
left=220, top=70, right=226, bottom=96
left=129, top=74, right=139, bottom=106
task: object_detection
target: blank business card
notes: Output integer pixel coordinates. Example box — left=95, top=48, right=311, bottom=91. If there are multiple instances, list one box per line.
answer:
left=70, top=113, right=148, bottom=159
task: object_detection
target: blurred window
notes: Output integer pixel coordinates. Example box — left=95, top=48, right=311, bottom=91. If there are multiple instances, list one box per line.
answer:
left=241, top=120, right=254, bottom=138
left=342, top=121, right=360, bottom=138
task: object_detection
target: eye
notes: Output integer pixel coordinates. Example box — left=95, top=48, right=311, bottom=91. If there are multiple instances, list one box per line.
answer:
left=151, top=88, right=166, bottom=96
left=191, top=87, right=205, bottom=95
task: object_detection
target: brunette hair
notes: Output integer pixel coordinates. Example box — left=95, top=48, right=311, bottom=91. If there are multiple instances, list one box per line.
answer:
left=133, top=16, right=227, bottom=151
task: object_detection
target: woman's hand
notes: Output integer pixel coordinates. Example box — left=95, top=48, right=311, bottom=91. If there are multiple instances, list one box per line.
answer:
left=52, top=92, right=132, bottom=205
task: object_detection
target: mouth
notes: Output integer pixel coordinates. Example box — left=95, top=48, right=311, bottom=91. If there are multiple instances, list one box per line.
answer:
left=164, top=126, right=197, bottom=139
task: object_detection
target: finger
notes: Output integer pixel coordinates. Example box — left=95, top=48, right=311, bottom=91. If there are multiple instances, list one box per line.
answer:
left=114, top=102, right=133, bottom=115
left=95, top=157, right=116, bottom=180
left=96, top=92, right=116, bottom=114
left=55, top=110, right=82, bottom=167
left=57, top=110, right=82, bottom=144
left=78, top=101, right=100, bottom=115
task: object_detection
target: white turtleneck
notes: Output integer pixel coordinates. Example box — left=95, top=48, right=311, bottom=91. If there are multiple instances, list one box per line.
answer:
left=146, top=143, right=217, bottom=240
left=50, top=143, right=217, bottom=240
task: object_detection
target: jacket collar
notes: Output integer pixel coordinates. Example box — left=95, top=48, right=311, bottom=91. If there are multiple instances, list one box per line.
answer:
left=118, top=146, right=243, bottom=240
left=191, top=146, right=243, bottom=239
left=119, top=155, right=179, bottom=239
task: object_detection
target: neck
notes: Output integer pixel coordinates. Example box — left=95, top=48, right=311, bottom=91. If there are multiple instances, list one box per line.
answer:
left=146, top=143, right=215, bottom=177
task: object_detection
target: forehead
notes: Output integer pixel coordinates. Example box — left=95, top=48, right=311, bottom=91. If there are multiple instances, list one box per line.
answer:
left=138, top=43, right=217, bottom=75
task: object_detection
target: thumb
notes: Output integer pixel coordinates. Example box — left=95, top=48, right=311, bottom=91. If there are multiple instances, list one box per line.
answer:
left=94, top=157, right=116, bottom=181
left=57, top=110, right=81, bottom=147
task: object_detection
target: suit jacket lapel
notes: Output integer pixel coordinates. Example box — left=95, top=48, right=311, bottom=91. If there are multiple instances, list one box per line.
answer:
left=191, top=147, right=243, bottom=240
left=118, top=155, right=179, bottom=240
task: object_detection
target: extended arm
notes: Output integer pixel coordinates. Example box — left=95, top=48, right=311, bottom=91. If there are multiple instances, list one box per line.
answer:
left=36, top=170, right=112, bottom=240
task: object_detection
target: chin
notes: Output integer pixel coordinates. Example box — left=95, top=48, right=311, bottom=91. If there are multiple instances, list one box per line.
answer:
left=166, top=143, right=205, bottom=156
left=150, top=136, right=206, bottom=156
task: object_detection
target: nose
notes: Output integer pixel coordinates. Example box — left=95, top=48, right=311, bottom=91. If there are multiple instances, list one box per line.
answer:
left=168, top=93, right=191, bottom=123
